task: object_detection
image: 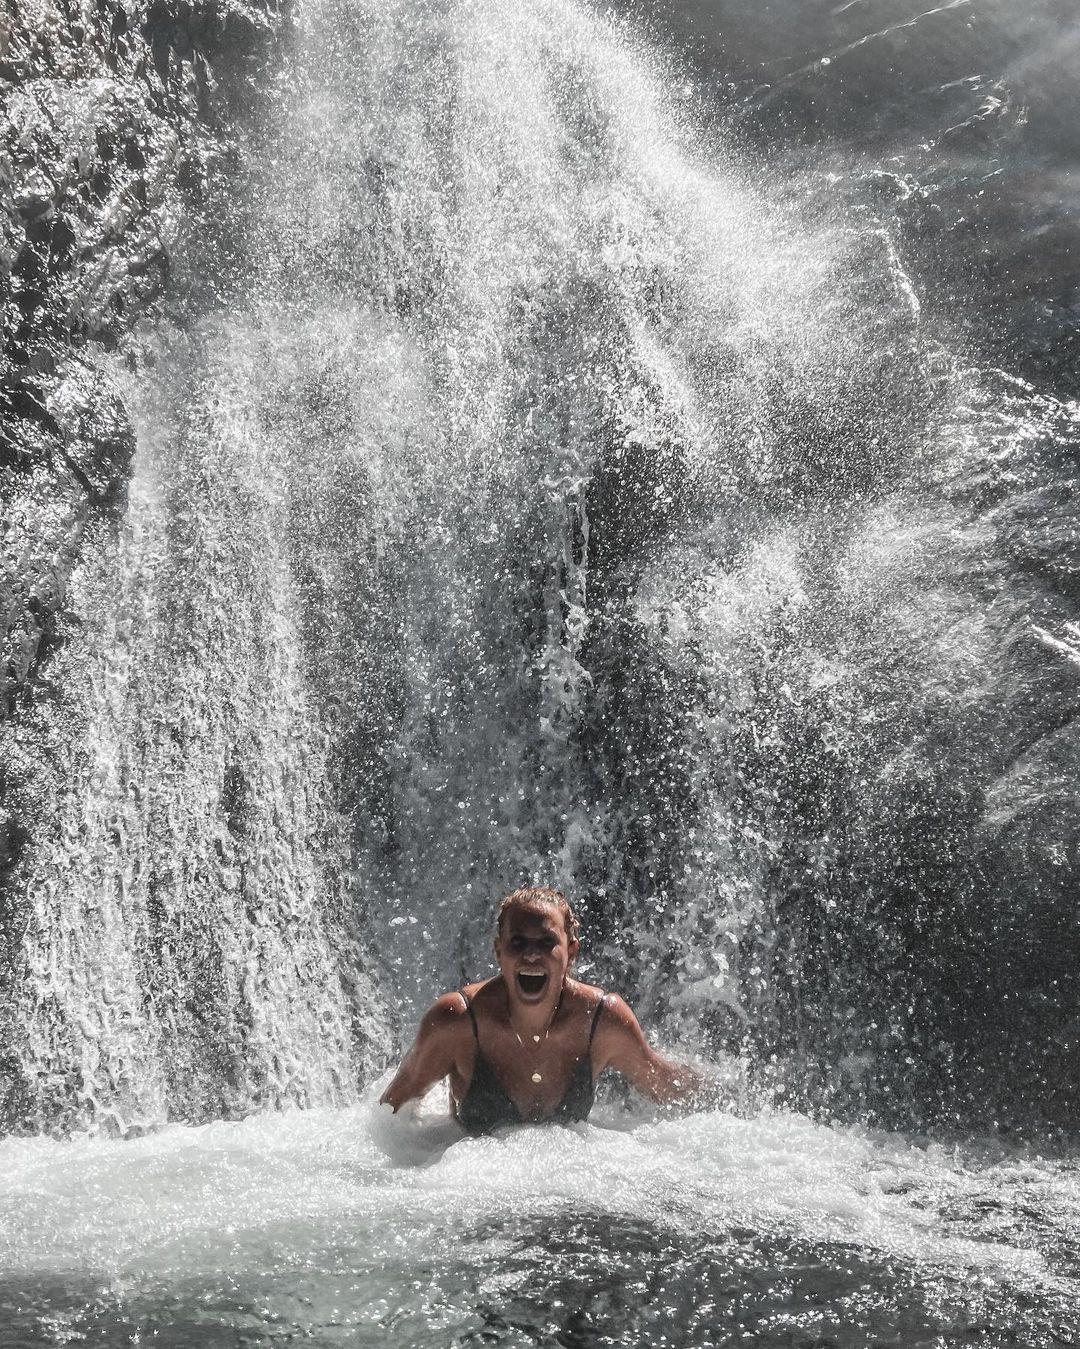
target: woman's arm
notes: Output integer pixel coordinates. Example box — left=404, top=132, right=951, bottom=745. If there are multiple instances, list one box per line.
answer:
left=594, top=995, right=705, bottom=1104
left=379, top=993, right=469, bottom=1112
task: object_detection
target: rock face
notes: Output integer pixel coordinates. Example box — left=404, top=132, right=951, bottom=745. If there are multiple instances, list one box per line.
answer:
left=0, top=0, right=287, bottom=1124
left=1, top=0, right=284, bottom=706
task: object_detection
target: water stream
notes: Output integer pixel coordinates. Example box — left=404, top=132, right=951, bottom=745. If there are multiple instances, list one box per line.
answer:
left=4, top=0, right=1080, bottom=1340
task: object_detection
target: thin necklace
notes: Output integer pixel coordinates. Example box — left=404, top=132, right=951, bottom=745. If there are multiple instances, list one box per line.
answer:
left=511, top=987, right=563, bottom=1085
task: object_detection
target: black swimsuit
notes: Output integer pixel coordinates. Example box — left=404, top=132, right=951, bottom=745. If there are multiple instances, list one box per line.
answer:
left=456, top=987, right=608, bottom=1135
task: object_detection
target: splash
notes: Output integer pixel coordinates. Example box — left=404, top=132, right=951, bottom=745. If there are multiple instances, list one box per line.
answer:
left=4, top=0, right=1077, bottom=1135
left=1, top=1094, right=1077, bottom=1345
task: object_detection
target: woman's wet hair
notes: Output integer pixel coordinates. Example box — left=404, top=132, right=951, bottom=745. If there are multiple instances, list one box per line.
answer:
left=497, top=886, right=580, bottom=943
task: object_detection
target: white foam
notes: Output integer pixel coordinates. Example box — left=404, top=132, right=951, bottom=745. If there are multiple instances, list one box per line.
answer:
left=1, top=1095, right=1071, bottom=1293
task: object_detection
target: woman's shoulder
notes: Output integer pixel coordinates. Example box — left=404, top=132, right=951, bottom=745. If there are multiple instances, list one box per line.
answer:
left=564, top=978, right=619, bottom=1011
left=417, top=988, right=475, bottom=1038
left=566, top=981, right=639, bottom=1030
left=460, top=977, right=498, bottom=1004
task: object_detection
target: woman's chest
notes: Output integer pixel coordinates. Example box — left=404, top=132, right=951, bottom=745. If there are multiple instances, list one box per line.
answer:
left=456, top=1032, right=592, bottom=1119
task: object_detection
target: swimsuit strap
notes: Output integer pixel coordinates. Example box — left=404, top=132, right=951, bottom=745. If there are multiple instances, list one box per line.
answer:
left=459, top=990, right=480, bottom=1042
left=587, top=991, right=609, bottom=1049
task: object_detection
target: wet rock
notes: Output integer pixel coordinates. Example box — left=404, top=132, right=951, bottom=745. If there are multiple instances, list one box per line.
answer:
left=1, top=1, right=287, bottom=717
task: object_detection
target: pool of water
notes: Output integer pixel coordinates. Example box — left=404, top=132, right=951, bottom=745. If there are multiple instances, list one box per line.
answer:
left=2, top=1090, right=1078, bottom=1347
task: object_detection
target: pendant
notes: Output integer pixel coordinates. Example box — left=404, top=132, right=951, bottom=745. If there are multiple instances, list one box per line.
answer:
left=532, top=1034, right=541, bottom=1042
left=531, top=1072, right=543, bottom=1084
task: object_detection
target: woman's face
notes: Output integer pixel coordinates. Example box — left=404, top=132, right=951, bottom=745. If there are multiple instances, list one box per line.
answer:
left=494, top=903, right=577, bottom=1007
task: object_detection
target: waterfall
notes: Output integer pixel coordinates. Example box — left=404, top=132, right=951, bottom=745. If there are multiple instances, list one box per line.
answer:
left=7, top=319, right=393, bottom=1135
left=4, top=0, right=1078, bottom=1136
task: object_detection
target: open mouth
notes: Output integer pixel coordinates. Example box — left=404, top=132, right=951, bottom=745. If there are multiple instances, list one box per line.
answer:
left=516, top=970, right=549, bottom=999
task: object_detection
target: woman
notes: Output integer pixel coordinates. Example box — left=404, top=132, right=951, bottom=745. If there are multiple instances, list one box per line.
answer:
left=381, top=885, right=702, bottom=1133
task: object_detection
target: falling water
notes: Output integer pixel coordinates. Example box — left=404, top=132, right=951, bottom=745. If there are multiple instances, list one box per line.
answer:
left=5, top=0, right=1080, bottom=1140
left=5, top=0, right=1080, bottom=1343
left=8, top=317, right=396, bottom=1132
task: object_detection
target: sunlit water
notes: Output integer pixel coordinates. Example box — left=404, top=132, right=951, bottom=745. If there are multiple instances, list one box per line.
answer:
left=5, top=0, right=1080, bottom=1340
left=2, top=1094, right=1079, bottom=1347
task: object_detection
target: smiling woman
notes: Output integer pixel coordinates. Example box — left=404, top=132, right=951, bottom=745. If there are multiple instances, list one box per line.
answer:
left=380, top=887, right=703, bottom=1134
